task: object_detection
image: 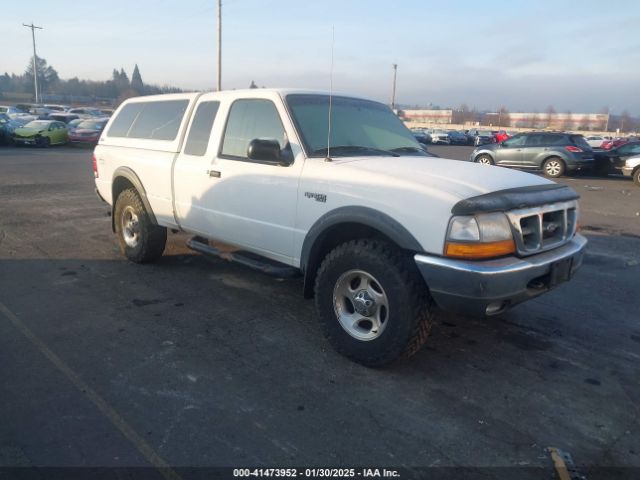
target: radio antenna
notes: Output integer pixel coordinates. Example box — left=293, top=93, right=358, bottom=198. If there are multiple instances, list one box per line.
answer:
left=325, top=26, right=335, bottom=162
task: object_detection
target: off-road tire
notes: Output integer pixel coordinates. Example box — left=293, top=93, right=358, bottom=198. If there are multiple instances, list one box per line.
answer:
left=314, top=239, right=435, bottom=367
left=543, top=157, right=565, bottom=178
left=475, top=154, right=494, bottom=165
left=114, top=188, right=166, bottom=263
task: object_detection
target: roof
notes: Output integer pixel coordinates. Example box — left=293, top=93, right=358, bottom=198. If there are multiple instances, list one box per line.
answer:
left=120, top=88, right=374, bottom=103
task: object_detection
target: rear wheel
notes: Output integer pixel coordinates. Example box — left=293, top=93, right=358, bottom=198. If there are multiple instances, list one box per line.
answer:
left=475, top=154, right=494, bottom=165
left=314, top=239, right=435, bottom=367
left=114, top=188, right=167, bottom=263
left=543, top=157, right=565, bottom=177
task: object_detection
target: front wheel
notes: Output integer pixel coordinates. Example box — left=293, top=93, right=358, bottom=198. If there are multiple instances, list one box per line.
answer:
left=114, top=188, right=167, bottom=263
left=475, top=154, right=494, bottom=165
left=314, top=240, right=435, bottom=367
left=543, top=157, right=565, bottom=177
left=633, top=169, right=640, bottom=187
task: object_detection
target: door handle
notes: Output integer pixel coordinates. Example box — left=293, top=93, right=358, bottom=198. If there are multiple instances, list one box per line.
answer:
left=207, top=170, right=221, bottom=178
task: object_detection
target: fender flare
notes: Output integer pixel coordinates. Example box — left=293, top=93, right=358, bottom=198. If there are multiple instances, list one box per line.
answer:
left=300, top=206, right=423, bottom=297
left=111, top=167, right=158, bottom=231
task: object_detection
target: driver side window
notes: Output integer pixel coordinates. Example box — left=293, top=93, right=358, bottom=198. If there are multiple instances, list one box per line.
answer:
left=220, top=99, right=288, bottom=161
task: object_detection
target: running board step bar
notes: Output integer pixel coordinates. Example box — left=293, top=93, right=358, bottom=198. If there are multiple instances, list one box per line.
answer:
left=186, top=236, right=301, bottom=279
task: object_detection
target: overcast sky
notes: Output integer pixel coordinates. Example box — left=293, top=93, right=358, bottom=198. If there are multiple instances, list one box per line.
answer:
left=3, top=0, right=639, bottom=114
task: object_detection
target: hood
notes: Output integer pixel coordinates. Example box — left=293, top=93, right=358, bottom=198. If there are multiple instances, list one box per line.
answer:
left=15, top=127, right=45, bottom=136
left=72, top=129, right=99, bottom=135
left=330, top=155, right=551, bottom=203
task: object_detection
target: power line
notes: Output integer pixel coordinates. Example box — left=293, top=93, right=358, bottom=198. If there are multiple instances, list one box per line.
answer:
left=23, top=22, right=43, bottom=104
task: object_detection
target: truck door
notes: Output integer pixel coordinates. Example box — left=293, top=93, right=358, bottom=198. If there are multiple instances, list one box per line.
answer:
left=173, top=94, right=304, bottom=266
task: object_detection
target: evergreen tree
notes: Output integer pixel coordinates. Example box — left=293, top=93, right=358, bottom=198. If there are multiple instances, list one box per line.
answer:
left=131, top=64, right=143, bottom=94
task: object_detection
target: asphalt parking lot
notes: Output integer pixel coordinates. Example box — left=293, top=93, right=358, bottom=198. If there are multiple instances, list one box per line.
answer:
left=1, top=146, right=639, bottom=479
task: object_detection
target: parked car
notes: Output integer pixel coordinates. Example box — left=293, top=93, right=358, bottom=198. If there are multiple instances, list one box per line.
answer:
left=0, top=114, right=14, bottom=144
left=94, top=89, right=586, bottom=366
left=593, top=141, right=640, bottom=176
left=494, top=130, right=509, bottom=143
left=429, top=129, right=451, bottom=144
left=13, top=120, right=69, bottom=147
left=67, top=118, right=84, bottom=133
left=411, top=128, right=431, bottom=145
left=49, top=113, right=81, bottom=124
left=69, top=118, right=108, bottom=146
left=601, top=137, right=628, bottom=150
left=29, top=105, right=54, bottom=117
left=468, top=129, right=495, bottom=146
left=585, top=135, right=607, bottom=149
left=470, top=132, right=594, bottom=177
left=44, top=104, right=71, bottom=112
left=0, top=105, right=37, bottom=123
left=67, top=107, right=104, bottom=118
left=621, top=155, right=640, bottom=186
left=447, top=130, right=468, bottom=145
left=0, top=113, right=24, bottom=144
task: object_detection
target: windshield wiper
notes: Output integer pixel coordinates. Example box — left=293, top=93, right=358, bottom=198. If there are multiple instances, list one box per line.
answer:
left=311, top=145, right=399, bottom=157
left=389, top=146, right=428, bottom=155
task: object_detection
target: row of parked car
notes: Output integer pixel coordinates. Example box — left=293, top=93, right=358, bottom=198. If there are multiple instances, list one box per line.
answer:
left=467, top=131, right=640, bottom=186
left=412, top=128, right=511, bottom=147
left=0, top=103, right=111, bottom=147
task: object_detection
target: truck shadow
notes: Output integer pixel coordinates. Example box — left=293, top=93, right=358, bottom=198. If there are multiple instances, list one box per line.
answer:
left=1, top=244, right=638, bottom=466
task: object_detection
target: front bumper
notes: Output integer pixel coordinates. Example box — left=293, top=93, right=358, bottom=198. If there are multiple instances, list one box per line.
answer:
left=414, top=234, right=587, bottom=316
left=621, top=166, right=634, bottom=177
left=70, top=136, right=99, bottom=144
left=13, top=136, right=37, bottom=145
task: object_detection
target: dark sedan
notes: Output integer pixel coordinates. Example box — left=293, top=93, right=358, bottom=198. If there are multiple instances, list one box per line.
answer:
left=593, top=141, right=640, bottom=176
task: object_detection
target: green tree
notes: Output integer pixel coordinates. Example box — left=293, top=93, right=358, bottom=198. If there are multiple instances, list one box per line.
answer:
left=24, top=56, right=59, bottom=94
left=131, top=64, right=143, bottom=94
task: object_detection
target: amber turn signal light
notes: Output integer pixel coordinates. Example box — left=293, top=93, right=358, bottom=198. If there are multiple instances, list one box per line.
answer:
left=445, top=239, right=516, bottom=259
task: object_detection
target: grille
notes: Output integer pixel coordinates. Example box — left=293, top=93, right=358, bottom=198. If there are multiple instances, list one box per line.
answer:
left=506, top=201, right=577, bottom=256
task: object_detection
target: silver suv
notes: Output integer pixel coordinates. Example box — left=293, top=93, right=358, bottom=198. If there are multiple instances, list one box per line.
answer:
left=470, top=132, right=594, bottom=177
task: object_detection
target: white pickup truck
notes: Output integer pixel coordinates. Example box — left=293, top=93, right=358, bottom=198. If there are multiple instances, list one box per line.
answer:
left=94, top=89, right=587, bottom=366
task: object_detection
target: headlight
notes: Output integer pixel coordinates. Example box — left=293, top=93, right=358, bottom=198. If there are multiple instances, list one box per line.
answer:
left=445, top=213, right=515, bottom=259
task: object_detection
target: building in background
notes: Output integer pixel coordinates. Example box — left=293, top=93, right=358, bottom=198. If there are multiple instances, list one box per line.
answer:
left=494, top=112, right=609, bottom=131
left=397, top=109, right=453, bottom=124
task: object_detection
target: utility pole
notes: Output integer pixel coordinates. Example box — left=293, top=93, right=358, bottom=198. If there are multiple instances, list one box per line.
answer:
left=23, top=22, right=43, bottom=104
left=390, top=63, right=398, bottom=111
left=217, top=0, right=222, bottom=91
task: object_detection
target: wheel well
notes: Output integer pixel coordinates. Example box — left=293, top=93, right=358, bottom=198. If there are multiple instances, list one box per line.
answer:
left=302, top=222, right=398, bottom=299
left=111, top=176, right=136, bottom=232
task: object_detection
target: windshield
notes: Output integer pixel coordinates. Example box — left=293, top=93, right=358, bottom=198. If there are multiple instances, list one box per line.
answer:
left=24, top=121, right=50, bottom=129
left=286, top=94, right=426, bottom=157
left=77, top=120, right=106, bottom=130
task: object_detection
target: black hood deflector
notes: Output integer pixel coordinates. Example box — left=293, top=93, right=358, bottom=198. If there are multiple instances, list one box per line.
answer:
left=452, top=184, right=579, bottom=215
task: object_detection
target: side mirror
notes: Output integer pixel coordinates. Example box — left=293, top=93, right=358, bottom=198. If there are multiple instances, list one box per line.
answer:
left=247, top=138, right=289, bottom=165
